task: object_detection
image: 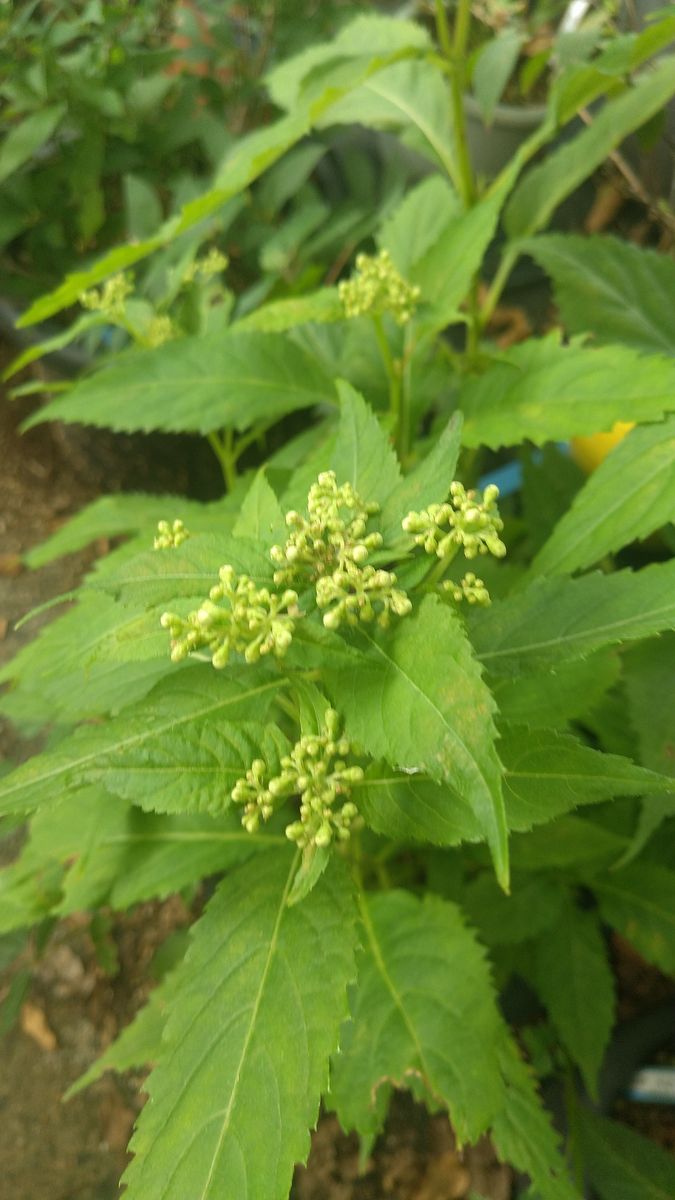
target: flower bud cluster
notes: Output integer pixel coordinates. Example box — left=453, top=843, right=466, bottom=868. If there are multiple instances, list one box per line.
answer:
left=153, top=519, right=190, bottom=550
left=231, top=709, right=363, bottom=848
left=80, top=273, right=134, bottom=319
left=160, top=566, right=298, bottom=668
left=271, top=471, right=410, bottom=630
left=144, top=314, right=177, bottom=348
left=338, top=249, right=421, bottom=326
left=402, top=482, right=506, bottom=561
left=442, top=572, right=491, bottom=606
left=184, top=248, right=229, bottom=283
left=317, top=564, right=412, bottom=629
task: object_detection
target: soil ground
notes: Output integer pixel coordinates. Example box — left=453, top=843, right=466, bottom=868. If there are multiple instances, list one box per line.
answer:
left=1, top=344, right=673, bottom=1200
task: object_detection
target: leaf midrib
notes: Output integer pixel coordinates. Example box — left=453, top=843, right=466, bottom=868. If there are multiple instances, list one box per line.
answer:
left=480, top=598, right=674, bottom=663
left=0, top=678, right=280, bottom=803
left=200, top=853, right=298, bottom=1199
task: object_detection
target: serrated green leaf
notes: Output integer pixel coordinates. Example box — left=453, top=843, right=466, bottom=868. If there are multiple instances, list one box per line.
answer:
left=459, top=337, right=675, bottom=449
left=1, top=655, right=175, bottom=729
left=0, top=666, right=281, bottom=817
left=89, top=534, right=273, bottom=608
left=325, top=596, right=508, bottom=887
left=577, top=1108, right=675, bottom=1200
left=621, top=635, right=675, bottom=860
left=492, top=651, right=621, bottom=729
left=312, top=57, right=457, bottom=181
left=123, top=851, right=357, bottom=1200
left=413, top=184, right=510, bottom=332
left=379, top=176, right=460, bottom=275
left=0, top=786, right=276, bottom=928
left=66, top=973, right=169, bottom=1098
left=23, top=331, right=335, bottom=436
left=532, top=900, right=615, bottom=1096
left=491, top=1030, right=578, bottom=1200
left=505, top=56, right=675, bottom=237
left=266, top=14, right=431, bottom=110
left=462, top=872, right=563, bottom=946
left=520, top=443, right=585, bottom=555
left=472, top=30, right=525, bottom=124
left=525, top=235, right=675, bottom=356
left=331, top=380, right=401, bottom=507
left=232, top=470, right=286, bottom=547
left=23, top=494, right=235, bottom=569
left=499, top=725, right=675, bottom=832
left=330, top=889, right=504, bottom=1145
left=531, top=416, right=675, bottom=576
left=469, top=561, right=675, bottom=675
left=591, top=860, right=675, bottom=974
left=4, top=311, right=108, bottom=380
left=358, top=767, right=483, bottom=846
left=511, top=815, right=627, bottom=872
left=379, top=413, right=463, bottom=544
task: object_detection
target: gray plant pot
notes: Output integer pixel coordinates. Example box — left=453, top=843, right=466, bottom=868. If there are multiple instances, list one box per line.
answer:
left=464, top=93, right=548, bottom=181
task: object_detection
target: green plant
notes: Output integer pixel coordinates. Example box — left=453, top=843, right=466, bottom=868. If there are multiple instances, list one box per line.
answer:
left=2, top=5, right=675, bottom=1198
left=0, top=0, right=361, bottom=301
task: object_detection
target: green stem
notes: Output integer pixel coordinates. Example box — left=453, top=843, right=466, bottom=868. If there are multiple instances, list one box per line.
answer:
left=435, top=0, right=474, bottom=209
left=478, top=244, right=520, bottom=329
left=422, top=544, right=460, bottom=590
left=208, top=429, right=237, bottom=492
left=372, top=314, right=402, bottom=453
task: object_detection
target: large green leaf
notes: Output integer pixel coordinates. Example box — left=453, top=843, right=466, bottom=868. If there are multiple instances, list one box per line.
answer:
left=591, top=860, right=675, bottom=974
left=0, top=788, right=275, bottom=931
left=379, top=412, right=463, bottom=544
left=526, top=235, right=675, bottom=356
left=23, top=493, right=235, bottom=569
left=358, top=768, right=482, bottom=846
left=0, top=666, right=281, bottom=817
left=0, top=104, right=66, bottom=184
left=578, top=1109, right=675, bottom=1200
left=234, top=288, right=342, bottom=333
left=325, top=596, right=509, bottom=887
left=492, top=650, right=620, bottom=729
left=89, top=534, right=273, bottom=607
left=469, top=561, right=675, bottom=675
left=379, top=175, right=460, bottom=274
left=266, top=14, right=430, bottom=109
left=505, top=56, right=675, bottom=237
left=500, top=725, right=675, bottom=833
left=462, top=872, right=563, bottom=947
left=459, top=337, right=675, bottom=449
left=67, top=972, right=170, bottom=1098
left=510, top=815, right=627, bottom=872
left=232, top=470, right=286, bottom=547
left=531, top=416, right=675, bottom=576
left=23, top=331, right=335, bottom=436
left=330, top=381, right=401, bottom=507
left=491, top=1031, right=577, bottom=1200
left=532, top=900, right=615, bottom=1096
left=412, top=183, right=511, bottom=332
left=312, top=57, right=457, bottom=181
left=123, top=851, right=357, bottom=1200
left=330, top=889, right=503, bottom=1144
left=621, top=635, right=675, bottom=860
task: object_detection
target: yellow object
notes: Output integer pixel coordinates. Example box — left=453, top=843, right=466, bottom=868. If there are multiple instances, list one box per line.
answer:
left=570, top=422, right=635, bottom=473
